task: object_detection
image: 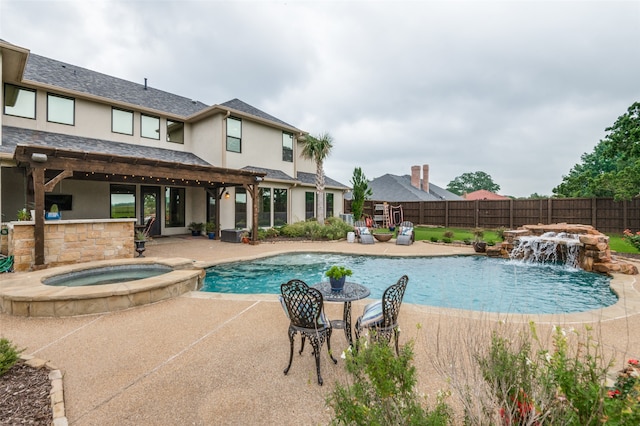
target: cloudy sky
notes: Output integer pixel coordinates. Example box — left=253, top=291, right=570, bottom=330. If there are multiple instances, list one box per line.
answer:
left=2, top=0, right=639, bottom=197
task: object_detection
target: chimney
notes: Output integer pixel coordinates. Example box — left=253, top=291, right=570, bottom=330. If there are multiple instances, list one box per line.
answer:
left=410, top=166, right=420, bottom=189
left=422, top=164, right=430, bottom=193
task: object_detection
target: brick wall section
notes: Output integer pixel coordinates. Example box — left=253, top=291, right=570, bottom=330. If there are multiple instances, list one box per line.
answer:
left=9, top=219, right=135, bottom=272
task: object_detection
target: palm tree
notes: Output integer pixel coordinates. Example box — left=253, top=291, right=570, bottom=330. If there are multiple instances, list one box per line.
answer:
left=300, top=132, right=334, bottom=224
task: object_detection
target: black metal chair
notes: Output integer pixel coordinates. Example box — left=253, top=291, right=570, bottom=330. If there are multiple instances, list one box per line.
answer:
left=280, top=279, right=337, bottom=385
left=355, top=275, right=409, bottom=355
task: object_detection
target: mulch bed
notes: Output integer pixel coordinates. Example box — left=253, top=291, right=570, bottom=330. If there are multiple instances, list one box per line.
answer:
left=0, top=363, right=52, bottom=425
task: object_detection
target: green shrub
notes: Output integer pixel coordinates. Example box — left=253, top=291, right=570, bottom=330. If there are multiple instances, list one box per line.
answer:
left=328, top=340, right=452, bottom=425
left=0, top=338, right=23, bottom=376
left=430, top=236, right=439, bottom=242
left=442, top=237, right=452, bottom=244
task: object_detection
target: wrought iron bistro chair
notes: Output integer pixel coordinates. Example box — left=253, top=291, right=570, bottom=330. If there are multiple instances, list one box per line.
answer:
left=354, top=220, right=375, bottom=244
left=355, top=275, right=409, bottom=355
left=395, top=221, right=415, bottom=245
left=280, top=279, right=337, bottom=385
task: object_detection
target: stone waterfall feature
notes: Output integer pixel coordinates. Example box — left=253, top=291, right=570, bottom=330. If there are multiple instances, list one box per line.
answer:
left=493, top=223, right=638, bottom=275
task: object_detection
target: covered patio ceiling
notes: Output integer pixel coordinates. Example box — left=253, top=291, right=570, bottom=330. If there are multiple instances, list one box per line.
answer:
left=13, top=144, right=266, bottom=268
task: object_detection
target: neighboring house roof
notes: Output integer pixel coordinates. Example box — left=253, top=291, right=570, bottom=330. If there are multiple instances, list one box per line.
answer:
left=463, top=189, right=510, bottom=200
left=366, top=173, right=462, bottom=202
left=1, top=126, right=210, bottom=166
left=23, top=54, right=210, bottom=117
left=241, top=166, right=348, bottom=190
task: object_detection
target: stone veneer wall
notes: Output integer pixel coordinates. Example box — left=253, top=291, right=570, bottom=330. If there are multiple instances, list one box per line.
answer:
left=496, top=223, right=638, bottom=275
left=8, top=219, right=136, bottom=272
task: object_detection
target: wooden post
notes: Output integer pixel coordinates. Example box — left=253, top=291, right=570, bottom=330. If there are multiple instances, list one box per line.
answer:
left=32, top=167, right=46, bottom=266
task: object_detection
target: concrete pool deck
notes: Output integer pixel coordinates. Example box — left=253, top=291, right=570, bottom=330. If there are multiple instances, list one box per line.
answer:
left=1, top=236, right=640, bottom=425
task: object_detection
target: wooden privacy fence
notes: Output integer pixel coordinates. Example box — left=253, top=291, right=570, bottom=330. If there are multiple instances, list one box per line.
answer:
left=344, top=198, right=640, bottom=234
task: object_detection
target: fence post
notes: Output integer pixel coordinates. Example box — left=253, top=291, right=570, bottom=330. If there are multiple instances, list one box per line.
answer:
left=445, top=201, right=449, bottom=228
left=548, top=198, right=552, bottom=224
left=475, top=199, right=479, bottom=228
left=509, top=198, right=513, bottom=229
left=623, top=199, right=628, bottom=230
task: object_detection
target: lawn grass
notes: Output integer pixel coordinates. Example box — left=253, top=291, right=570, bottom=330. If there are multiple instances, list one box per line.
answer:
left=410, top=226, right=640, bottom=254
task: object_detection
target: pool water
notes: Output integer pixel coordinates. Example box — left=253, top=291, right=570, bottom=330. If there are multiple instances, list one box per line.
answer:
left=202, top=253, right=616, bottom=314
left=43, top=264, right=172, bottom=287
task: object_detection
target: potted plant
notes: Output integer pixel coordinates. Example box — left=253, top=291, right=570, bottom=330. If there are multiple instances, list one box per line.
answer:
left=134, top=230, right=146, bottom=257
left=17, top=208, right=30, bottom=221
left=472, top=228, right=487, bottom=253
left=45, top=204, right=61, bottom=220
left=241, top=231, right=250, bottom=244
left=206, top=222, right=216, bottom=239
left=188, top=222, right=204, bottom=236
left=325, top=265, right=353, bottom=292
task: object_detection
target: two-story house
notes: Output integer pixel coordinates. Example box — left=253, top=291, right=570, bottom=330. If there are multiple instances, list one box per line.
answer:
left=0, top=40, right=348, bottom=250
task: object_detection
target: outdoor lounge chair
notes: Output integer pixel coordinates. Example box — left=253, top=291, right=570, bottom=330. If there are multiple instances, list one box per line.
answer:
left=354, top=220, right=375, bottom=244
left=280, top=279, right=337, bottom=385
left=355, top=275, right=408, bottom=355
left=0, top=255, right=14, bottom=273
left=395, top=221, right=414, bottom=245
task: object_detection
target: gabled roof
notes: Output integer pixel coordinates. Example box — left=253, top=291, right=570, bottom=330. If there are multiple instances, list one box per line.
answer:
left=23, top=54, right=210, bottom=117
left=367, top=173, right=462, bottom=202
left=220, top=99, right=295, bottom=129
left=463, top=189, right=510, bottom=200
left=1, top=126, right=210, bottom=166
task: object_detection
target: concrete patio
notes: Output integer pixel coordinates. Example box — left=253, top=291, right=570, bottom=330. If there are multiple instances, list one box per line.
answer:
left=2, top=236, right=640, bottom=425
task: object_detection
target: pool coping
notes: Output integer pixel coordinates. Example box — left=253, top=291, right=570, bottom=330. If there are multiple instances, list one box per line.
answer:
left=192, top=249, right=640, bottom=325
left=0, top=257, right=205, bottom=316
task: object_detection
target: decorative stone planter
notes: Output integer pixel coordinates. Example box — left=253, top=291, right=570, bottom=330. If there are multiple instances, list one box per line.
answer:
left=373, top=233, right=393, bottom=242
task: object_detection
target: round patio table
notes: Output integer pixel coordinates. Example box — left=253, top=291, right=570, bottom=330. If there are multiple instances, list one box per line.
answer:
left=312, top=281, right=370, bottom=347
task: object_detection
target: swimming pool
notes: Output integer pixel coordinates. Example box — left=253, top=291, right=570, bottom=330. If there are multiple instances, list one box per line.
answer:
left=202, top=253, right=616, bottom=314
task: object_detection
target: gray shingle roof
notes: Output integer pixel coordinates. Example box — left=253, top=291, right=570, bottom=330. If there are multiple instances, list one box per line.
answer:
left=1, top=126, right=210, bottom=166
left=23, top=54, right=210, bottom=117
left=296, top=171, right=349, bottom=189
left=367, top=173, right=462, bottom=202
left=220, top=99, right=297, bottom=130
left=240, top=166, right=348, bottom=189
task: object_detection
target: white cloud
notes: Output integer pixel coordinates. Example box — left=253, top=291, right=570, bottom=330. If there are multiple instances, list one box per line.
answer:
left=2, top=0, right=639, bottom=197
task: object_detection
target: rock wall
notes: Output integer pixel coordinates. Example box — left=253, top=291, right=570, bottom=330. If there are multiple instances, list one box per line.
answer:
left=494, top=223, right=638, bottom=275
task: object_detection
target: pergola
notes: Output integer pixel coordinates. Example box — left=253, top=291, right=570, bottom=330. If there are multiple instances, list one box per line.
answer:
left=13, top=144, right=266, bottom=267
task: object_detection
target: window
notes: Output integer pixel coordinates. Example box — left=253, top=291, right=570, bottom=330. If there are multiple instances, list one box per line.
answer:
left=226, top=117, right=241, bottom=152
left=326, top=193, right=334, bottom=218
left=141, top=114, right=160, bottom=139
left=282, top=132, right=293, bottom=162
left=305, top=192, right=315, bottom=220
left=4, top=84, right=35, bottom=119
left=274, top=189, right=288, bottom=226
left=47, top=93, right=74, bottom=125
left=110, top=185, right=136, bottom=218
left=165, top=187, right=185, bottom=227
left=112, top=108, right=133, bottom=135
left=167, top=119, right=184, bottom=143
left=234, top=187, right=247, bottom=228
left=259, top=188, right=271, bottom=227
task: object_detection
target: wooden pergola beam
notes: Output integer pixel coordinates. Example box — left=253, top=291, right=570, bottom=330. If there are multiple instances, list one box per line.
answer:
left=15, top=144, right=266, bottom=266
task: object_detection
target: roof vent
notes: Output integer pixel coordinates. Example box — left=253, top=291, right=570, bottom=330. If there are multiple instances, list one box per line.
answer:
left=144, top=78, right=147, bottom=90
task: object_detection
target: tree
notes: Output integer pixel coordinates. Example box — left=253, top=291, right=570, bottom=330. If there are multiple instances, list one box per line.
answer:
left=350, top=167, right=372, bottom=221
left=553, top=102, right=640, bottom=200
left=446, top=171, right=500, bottom=196
left=300, top=132, right=334, bottom=224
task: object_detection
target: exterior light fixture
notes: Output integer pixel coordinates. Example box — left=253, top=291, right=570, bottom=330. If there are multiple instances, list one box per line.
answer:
left=224, top=191, right=230, bottom=199
left=31, top=153, right=48, bottom=163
